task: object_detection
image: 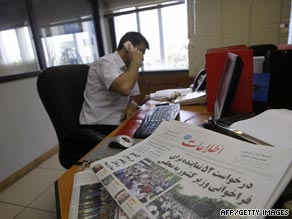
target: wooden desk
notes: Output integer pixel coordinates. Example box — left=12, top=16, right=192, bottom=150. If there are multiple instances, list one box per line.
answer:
left=55, top=104, right=212, bottom=219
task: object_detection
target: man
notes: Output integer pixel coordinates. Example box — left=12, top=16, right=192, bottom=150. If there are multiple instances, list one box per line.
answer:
left=79, top=32, right=149, bottom=135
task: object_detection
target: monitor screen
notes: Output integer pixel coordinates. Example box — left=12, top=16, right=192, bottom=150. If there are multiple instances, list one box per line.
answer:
left=214, top=52, right=244, bottom=120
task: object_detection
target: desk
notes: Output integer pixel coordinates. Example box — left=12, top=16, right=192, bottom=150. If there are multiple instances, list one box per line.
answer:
left=55, top=103, right=211, bottom=219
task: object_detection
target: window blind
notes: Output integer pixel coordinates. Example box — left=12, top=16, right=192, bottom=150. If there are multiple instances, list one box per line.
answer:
left=0, top=0, right=28, bottom=31
left=31, top=0, right=93, bottom=28
left=101, top=0, right=185, bottom=17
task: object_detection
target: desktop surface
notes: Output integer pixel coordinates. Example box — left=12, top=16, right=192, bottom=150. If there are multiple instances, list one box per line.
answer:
left=55, top=102, right=291, bottom=218
left=55, top=102, right=211, bottom=219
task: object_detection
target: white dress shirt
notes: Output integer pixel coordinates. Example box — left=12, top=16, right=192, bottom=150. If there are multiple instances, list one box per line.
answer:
left=79, top=51, right=140, bottom=125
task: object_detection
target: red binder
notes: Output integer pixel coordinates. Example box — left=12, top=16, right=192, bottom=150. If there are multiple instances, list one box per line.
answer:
left=205, top=45, right=253, bottom=113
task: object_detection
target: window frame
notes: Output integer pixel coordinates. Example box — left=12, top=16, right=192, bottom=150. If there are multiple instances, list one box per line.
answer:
left=0, top=0, right=104, bottom=83
left=109, top=2, right=188, bottom=72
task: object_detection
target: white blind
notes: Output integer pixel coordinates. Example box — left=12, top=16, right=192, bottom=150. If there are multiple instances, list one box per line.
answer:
left=101, top=0, right=184, bottom=15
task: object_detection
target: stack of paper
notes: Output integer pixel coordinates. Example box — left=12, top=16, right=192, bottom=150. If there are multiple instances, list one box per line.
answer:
left=174, top=90, right=206, bottom=105
left=149, top=88, right=192, bottom=101
left=230, top=109, right=292, bottom=149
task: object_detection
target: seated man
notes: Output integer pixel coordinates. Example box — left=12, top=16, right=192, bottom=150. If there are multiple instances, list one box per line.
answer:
left=79, top=31, right=149, bottom=135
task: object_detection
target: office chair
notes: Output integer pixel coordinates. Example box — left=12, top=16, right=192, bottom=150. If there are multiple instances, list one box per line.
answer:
left=37, top=64, right=106, bottom=169
left=249, top=44, right=277, bottom=73
left=249, top=44, right=277, bottom=57
left=248, top=44, right=276, bottom=113
left=267, top=49, right=292, bottom=110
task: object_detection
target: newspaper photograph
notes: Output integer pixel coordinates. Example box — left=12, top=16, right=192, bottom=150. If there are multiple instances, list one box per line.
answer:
left=69, top=169, right=118, bottom=219
left=90, top=120, right=292, bottom=219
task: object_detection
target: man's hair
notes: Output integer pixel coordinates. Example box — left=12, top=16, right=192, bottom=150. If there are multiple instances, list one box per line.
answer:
left=117, top=31, right=149, bottom=50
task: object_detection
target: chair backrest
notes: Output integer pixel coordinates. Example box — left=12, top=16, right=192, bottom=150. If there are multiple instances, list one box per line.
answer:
left=249, top=44, right=277, bottom=56
left=37, top=64, right=89, bottom=139
left=249, top=44, right=278, bottom=73
left=268, top=50, right=292, bottom=110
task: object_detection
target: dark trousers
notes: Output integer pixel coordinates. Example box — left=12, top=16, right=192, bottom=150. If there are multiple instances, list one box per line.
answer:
left=79, top=124, right=118, bottom=136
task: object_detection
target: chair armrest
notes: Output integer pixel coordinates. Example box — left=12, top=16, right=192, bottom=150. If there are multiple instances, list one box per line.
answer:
left=69, top=128, right=106, bottom=142
left=59, top=128, right=106, bottom=168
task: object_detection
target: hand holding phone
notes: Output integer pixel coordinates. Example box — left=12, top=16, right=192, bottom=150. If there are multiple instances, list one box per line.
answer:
left=123, top=41, right=143, bottom=67
left=123, top=41, right=135, bottom=52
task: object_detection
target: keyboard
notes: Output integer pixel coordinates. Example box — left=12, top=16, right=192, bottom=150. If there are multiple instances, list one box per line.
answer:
left=133, top=104, right=180, bottom=139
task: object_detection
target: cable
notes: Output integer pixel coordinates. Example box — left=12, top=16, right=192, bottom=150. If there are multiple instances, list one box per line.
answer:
left=141, top=70, right=151, bottom=94
left=183, top=112, right=213, bottom=123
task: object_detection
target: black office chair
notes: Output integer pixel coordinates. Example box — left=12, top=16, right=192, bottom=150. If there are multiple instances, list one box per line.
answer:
left=249, top=44, right=277, bottom=57
left=249, top=44, right=278, bottom=73
left=37, top=64, right=106, bottom=169
left=248, top=44, right=277, bottom=113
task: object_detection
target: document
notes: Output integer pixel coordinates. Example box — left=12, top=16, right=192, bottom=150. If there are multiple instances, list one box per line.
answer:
left=149, top=88, right=192, bottom=101
left=173, top=90, right=206, bottom=105
left=89, top=120, right=292, bottom=219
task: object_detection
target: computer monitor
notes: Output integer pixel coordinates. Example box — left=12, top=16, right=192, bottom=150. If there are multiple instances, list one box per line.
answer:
left=213, top=52, right=244, bottom=120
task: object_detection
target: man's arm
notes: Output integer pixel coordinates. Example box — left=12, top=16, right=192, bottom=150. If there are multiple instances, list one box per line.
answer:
left=110, top=48, right=143, bottom=96
left=120, top=98, right=139, bottom=121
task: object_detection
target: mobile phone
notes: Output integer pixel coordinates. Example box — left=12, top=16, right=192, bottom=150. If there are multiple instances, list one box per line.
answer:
left=123, top=41, right=134, bottom=52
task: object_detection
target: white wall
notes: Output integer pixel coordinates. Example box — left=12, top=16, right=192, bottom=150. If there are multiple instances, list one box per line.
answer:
left=188, top=0, right=291, bottom=76
left=0, top=76, right=57, bottom=182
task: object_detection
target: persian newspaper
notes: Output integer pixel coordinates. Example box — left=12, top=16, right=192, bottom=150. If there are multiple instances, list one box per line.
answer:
left=69, top=169, right=115, bottom=219
left=69, top=169, right=129, bottom=219
left=88, top=120, right=292, bottom=219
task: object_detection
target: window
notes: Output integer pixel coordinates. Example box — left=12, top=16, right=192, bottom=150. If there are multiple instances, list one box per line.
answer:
left=113, top=3, right=188, bottom=71
left=32, top=0, right=99, bottom=68
left=40, top=18, right=98, bottom=67
left=0, top=0, right=102, bottom=80
left=0, top=0, right=39, bottom=77
left=0, top=26, right=39, bottom=77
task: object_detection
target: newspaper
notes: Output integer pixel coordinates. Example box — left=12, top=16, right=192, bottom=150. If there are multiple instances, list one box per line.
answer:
left=69, top=169, right=119, bottom=219
left=89, top=120, right=292, bottom=219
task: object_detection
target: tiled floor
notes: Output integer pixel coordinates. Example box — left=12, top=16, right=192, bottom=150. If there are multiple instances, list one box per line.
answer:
left=0, top=154, right=66, bottom=219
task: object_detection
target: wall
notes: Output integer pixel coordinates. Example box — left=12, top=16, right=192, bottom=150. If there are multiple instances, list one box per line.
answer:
left=188, top=0, right=291, bottom=76
left=0, top=77, right=57, bottom=182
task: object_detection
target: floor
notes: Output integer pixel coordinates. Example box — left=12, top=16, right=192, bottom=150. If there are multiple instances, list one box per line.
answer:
left=0, top=154, right=66, bottom=219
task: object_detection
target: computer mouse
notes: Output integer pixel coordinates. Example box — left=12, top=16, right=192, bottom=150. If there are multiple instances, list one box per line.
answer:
left=108, top=135, right=134, bottom=149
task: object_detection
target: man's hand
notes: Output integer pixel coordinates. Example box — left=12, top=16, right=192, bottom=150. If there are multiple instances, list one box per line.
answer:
left=129, top=48, right=143, bottom=67
left=120, top=100, right=139, bottom=121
